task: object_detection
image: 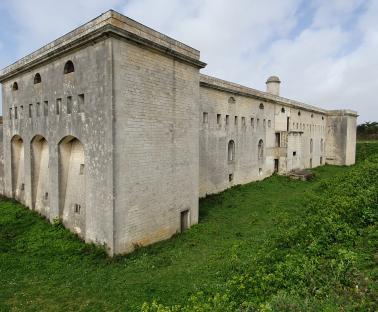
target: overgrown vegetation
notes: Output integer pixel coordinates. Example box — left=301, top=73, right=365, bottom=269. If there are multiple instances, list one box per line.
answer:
left=1, top=143, right=377, bottom=311
left=357, top=121, right=378, bottom=141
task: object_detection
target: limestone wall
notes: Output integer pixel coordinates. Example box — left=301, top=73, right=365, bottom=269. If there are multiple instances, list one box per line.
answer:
left=112, top=38, right=202, bottom=254
left=199, top=77, right=276, bottom=197
left=0, top=39, right=115, bottom=253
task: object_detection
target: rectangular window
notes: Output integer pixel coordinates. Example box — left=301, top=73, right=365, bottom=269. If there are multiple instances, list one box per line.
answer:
left=56, top=98, right=61, bottom=115
left=275, top=133, right=281, bottom=147
left=203, top=112, right=208, bottom=123
left=20, top=105, right=24, bottom=118
left=242, top=117, right=246, bottom=126
left=36, top=102, right=40, bottom=117
left=79, top=164, right=85, bottom=175
left=74, top=203, right=81, bottom=214
left=66, top=96, right=72, bottom=114
left=229, top=173, right=234, bottom=182
left=78, top=94, right=84, bottom=113
left=9, top=108, right=12, bottom=119
left=217, top=114, right=221, bottom=125
left=251, top=117, right=254, bottom=128
left=263, top=119, right=266, bottom=128
left=180, top=210, right=189, bottom=232
left=44, top=101, right=48, bottom=116
left=15, top=107, right=18, bottom=119
left=268, top=120, right=271, bottom=127
left=29, top=104, right=33, bottom=118
left=234, top=116, right=238, bottom=125
left=226, top=115, right=229, bottom=125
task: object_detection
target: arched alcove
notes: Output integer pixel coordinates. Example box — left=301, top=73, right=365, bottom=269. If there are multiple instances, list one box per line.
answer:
left=64, top=60, right=75, bottom=74
left=258, top=139, right=264, bottom=160
left=58, top=136, right=85, bottom=237
left=34, top=73, right=41, bottom=84
left=228, top=140, right=235, bottom=162
left=31, top=136, right=49, bottom=215
left=11, top=135, right=25, bottom=202
left=12, top=82, right=18, bottom=91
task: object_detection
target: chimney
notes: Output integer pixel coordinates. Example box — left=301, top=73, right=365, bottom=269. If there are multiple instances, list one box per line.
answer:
left=266, top=76, right=281, bottom=96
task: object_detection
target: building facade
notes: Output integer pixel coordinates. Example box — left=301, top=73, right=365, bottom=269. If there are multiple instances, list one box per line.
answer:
left=0, top=10, right=357, bottom=255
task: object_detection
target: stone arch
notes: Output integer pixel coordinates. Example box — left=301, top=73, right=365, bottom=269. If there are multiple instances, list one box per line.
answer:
left=64, top=60, right=75, bottom=74
left=228, top=140, right=235, bottom=162
left=31, top=135, right=49, bottom=215
left=58, top=136, right=86, bottom=237
left=258, top=139, right=264, bottom=160
left=11, top=135, right=25, bottom=202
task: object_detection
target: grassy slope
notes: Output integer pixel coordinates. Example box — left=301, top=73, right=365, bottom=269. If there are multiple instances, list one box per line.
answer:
left=1, top=144, right=377, bottom=311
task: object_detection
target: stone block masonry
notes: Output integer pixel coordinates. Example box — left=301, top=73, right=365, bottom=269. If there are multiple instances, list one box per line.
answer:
left=0, top=10, right=357, bottom=255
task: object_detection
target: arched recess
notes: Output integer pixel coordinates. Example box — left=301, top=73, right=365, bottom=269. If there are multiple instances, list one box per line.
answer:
left=310, top=138, right=313, bottom=154
left=258, top=139, right=264, bottom=160
left=228, top=140, right=235, bottom=162
left=31, top=135, right=49, bottom=215
left=58, top=136, right=86, bottom=237
left=11, top=135, right=25, bottom=202
left=64, top=60, right=75, bottom=74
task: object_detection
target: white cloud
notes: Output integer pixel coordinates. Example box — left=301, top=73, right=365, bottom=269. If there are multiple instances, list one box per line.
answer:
left=1, top=0, right=377, bottom=122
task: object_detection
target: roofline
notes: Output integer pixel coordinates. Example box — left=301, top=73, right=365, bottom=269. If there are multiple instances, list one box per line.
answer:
left=0, top=10, right=206, bottom=82
left=200, top=74, right=357, bottom=116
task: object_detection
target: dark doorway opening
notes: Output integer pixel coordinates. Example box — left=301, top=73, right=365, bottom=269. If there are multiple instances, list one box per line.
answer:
left=180, top=210, right=189, bottom=233
left=274, top=159, right=279, bottom=173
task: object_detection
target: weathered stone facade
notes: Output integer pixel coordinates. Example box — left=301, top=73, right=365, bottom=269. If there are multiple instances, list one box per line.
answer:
left=0, top=10, right=357, bottom=255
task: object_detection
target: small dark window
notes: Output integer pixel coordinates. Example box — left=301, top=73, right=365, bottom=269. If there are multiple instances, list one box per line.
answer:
left=251, top=118, right=254, bottom=128
left=44, top=192, right=49, bottom=200
left=21, top=183, right=25, bottom=191
left=20, top=105, right=24, bottom=118
left=259, top=103, right=264, bottom=109
left=9, top=108, right=12, bottom=119
left=322, top=116, right=324, bottom=120
left=281, top=107, right=285, bottom=113
left=79, top=164, right=85, bottom=175
left=293, top=151, right=297, bottom=156
left=56, top=98, right=61, bottom=115
left=36, top=102, right=40, bottom=117
left=229, top=173, right=234, bottom=182
left=234, top=116, right=238, bottom=125
left=64, top=60, right=75, bottom=74
left=242, top=117, right=246, bottom=127
left=311, top=113, right=314, bottom=118
left=268, top=120, right=271, bottom=127
left=12, top=82, right=18, bottom=91
left=66, top=96, right=72, bottom=114
left=74, top=204, right=81, bottom=214
left=34, top=73, right=41, bottom=84
left=275, top=133, right=280, bottom=147
left=228, top=97, right=235, bottom=104
left=263, top=119, right=266, bottom=128
left=15, top=107, right=18, bottom=119
left=78, top=94, right=84, bottom=113
left=29, top=104, right=33, bottom=118
left=298, top=111, right=301, bottom=116
left=203, top=112, right=208, bottom=123
left=44, top=101, right=48, bottom=117
left=217, top=114, right=221, bottom=125
left=226, top=115, right=229, bottom=125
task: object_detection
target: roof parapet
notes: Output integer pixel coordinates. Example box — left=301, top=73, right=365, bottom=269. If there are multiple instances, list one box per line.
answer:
left=0, top=10, right=206, bottom=82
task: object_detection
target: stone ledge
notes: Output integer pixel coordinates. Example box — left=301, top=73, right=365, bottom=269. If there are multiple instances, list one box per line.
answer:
left=0, top=10, right=206, bottom=82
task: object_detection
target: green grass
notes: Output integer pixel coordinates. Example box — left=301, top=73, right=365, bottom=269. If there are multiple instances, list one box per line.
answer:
left=1, top=143, right=377, bottom=311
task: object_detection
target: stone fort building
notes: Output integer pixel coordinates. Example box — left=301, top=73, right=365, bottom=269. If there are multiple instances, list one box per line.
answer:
left=0, top=10, right=357, bottom=255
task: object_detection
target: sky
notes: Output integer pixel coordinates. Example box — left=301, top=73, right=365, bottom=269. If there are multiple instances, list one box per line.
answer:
left=0, top=0, right=377, bottom=123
